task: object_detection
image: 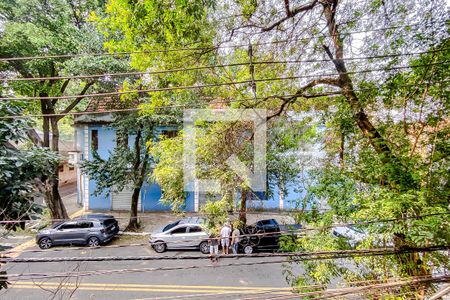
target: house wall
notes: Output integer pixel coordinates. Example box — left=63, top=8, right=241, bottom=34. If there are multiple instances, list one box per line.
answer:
left=76, top=124, right=180, bottom=212
left=87, top=126, right=114, bottom=210
left=241, top=177, right=309, bottom=211
left=58, top=163, right=76, bottom=185
left=76, top=123, right=311, bottom=212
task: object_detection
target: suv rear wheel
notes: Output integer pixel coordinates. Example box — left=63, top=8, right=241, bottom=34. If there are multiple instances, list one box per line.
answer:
left=199, top=241, right=209, bottom=254
left=153, top=241, right=166, bottom=253
left=87, top=236, right=100, bottom=247
left=38, top=237, right=52, bottom=249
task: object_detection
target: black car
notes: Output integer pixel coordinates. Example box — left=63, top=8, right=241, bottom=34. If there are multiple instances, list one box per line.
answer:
left=239, top=219, right=301, bottom=254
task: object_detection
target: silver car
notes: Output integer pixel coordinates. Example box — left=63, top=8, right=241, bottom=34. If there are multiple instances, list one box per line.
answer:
left=149, top=223, right=210, bottom=254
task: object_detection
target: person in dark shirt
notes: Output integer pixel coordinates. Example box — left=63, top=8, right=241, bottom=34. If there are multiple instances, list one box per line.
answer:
left=208, top=230, right=219, bottom=263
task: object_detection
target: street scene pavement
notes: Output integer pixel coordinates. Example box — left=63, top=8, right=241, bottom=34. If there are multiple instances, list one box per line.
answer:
left=1, top=193, right=299, bottom=299
left=1, top=243, right=297, bottom=299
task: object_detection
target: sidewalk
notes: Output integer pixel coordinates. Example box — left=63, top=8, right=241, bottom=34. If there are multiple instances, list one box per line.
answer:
left=62, top=193, right=83, bottom=217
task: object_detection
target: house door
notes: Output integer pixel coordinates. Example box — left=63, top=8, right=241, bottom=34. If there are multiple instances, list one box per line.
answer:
left=111, top=186, right=142, bottom=211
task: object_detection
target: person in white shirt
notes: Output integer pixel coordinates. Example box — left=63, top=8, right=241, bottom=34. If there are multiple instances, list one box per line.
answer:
left=220, top=223, right=232, bottom=254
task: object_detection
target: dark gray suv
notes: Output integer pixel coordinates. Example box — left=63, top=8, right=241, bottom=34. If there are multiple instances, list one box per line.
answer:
left=36, top=217, right=119, bottom=249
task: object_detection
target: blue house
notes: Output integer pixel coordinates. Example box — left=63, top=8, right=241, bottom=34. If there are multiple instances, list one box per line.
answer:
left=73, top=101, right=311, bottom=212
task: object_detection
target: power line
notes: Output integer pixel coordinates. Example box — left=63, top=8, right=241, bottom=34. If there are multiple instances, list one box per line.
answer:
left=0, top=212, right=447, bottom=256
left=2, top=245, right=448, bottom=264
left=4, top=275, right=441, bottom=300
left=0, top=61, right=448, bottom=101
left=0, top=21, right=445, bottom=62
left=0, top=210, right=447, bottom=226
left=2, top=249, right=448, bottom=281
left=255, top=275, right=450, bottom=300
left=2, top=49, right=447, bottom=82
left=0, top=79, right=448, bottom=119
left=239, top=278, right=431, bottom=300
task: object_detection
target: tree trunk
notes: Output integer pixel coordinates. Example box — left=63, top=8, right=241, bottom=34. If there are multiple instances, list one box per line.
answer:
left=41, top=104, right=68, bottom=221
left=125, top=126, right=150, bottom=231
left=127, top=187, right=141, bottom=231
left=44, top=170, right=68, bottom=221
left=393, top=232, right=430, bottom=278
left=41, top=99, right=50, bottom=148
left=321, top=1, right=425, bottom=279
left=339, top=132, right=345, bottom=168
left=279, top=180, right=285, bottom=210
left=239, top=188, right=248, bottom=226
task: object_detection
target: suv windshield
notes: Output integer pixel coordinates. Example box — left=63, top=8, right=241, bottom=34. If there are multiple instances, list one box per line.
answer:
left=51, top=222, right=63, bottom=229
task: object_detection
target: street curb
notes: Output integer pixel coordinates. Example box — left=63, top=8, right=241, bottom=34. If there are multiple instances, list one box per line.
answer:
left=118, top=231, right=150, bottom=236
left=5, top=208, right=85, bottom=258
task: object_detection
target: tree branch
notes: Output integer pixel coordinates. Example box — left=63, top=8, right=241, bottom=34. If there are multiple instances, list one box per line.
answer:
left=267, top=77, right=340, bottom=120
left=60, top=79, right=71, bottom=95
left=284, top=0, right=292, bottom=17
left=261, top=0, right=318, bottom=32
left=27, top=128, right=43, bottom=147
left=4, top=141, right=18, bottom=150
left=57, top=82, right=94, bottom=119
left=52, top=79, right=71, bottom=106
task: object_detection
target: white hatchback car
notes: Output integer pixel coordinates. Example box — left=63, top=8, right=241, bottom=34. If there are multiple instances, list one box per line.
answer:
left=332, top=226, right=368, bottom=247
left=149, top=223, right=210, bottom=254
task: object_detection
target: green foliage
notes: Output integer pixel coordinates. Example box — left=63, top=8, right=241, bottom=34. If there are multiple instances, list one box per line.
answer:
left=81, top=111, right=177, bottom=196
left=0, top=0, right=129, bottom=137
left=293, top=44, right=450, bottom=290
left=97, top=0, right=449, bottom=296
left=199, top=199, right=229, bottom=234
left=149, top=134, right=185, bottom=212
left=0, top=101, right=59, bottom=224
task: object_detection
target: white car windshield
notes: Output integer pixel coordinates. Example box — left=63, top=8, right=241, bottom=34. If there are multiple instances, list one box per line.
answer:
left=163, top=221, right=180, bottom=232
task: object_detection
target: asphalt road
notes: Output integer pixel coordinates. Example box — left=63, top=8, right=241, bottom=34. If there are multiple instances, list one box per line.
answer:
left=0, top=242, right=300, bottom=300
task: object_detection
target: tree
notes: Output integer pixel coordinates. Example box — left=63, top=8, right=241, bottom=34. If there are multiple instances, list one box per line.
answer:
left=0, top=0, right=128, bottom=220
left=96, top=1, right=306, bottom=224
left=0, top=100, right=59, bottom=227
left=217, top=0, right=448, bottom=295
left=284, top=44, right=449, bottom=295
left=81, top=109, right=178, bottom=230
left=98, top=0, right=449, bottom=296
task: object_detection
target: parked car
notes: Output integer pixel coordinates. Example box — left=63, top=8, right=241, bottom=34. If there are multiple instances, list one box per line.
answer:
left=331, top=225, right=392, bottom=248
left=239, top=219, right=302, bottom=254
left=149, top=222, right=210, bottom=254
left=332, top=225, right=368, bottom=247
left=75, top=213, right=119, bottom=234
left=36, top=216, right=119, bottom=249
left=159, top=216, right=204, bottom=233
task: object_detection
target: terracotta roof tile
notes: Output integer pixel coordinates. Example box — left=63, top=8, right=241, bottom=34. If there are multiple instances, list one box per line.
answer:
left=84, top=97, right=140, bottom=113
